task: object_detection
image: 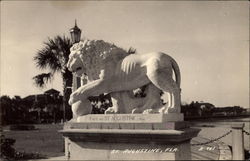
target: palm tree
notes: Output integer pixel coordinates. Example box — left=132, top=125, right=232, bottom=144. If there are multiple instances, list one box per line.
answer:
left=33, top=35, right=73, bottom=121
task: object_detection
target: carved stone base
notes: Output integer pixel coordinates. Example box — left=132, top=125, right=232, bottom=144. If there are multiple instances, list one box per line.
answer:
left=60, top=114, right=200, bottom=160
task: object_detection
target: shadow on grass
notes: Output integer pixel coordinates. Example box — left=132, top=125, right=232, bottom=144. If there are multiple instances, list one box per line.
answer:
left=8, top=124, right=38, bottom=131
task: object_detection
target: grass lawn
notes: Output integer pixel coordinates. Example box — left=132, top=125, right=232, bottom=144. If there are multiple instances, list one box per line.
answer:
left=2, top=124, right=65, bottom=158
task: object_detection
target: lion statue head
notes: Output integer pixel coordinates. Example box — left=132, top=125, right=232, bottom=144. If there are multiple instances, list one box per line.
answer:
left=67, top=39, right=131, bottom=81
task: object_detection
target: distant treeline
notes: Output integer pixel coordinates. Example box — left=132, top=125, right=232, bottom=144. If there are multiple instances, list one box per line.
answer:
left=0, top=95, right=248, bottom=125
left=181, top=101, right=248, bottom=118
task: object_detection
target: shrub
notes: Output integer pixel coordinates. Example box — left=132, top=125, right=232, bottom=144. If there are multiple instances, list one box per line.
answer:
left=0, top=135, right=16, bottom=160
left=0, top=135, right=46, bottom=160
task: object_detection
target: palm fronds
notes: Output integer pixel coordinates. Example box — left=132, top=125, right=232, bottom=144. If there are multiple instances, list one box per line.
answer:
left=33, top=35, right=72, bottom=73
left=32, top=73, right=53, bottom=88
left=33, top=35, right=72, bottom=88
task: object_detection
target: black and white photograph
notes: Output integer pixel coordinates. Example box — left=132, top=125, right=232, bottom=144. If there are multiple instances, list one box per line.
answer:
left=0, top=1, right=249, bottom=160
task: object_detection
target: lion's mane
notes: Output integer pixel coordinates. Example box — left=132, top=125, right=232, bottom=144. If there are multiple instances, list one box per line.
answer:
left=70, top=39, right=133, bottom=80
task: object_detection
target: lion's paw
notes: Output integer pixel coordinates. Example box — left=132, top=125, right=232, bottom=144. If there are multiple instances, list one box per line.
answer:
left=159, top=106, right=180, bottom=114
left=104, top=107, right=116, bottom=114
left=142, top=109, right=160, bottom=114
left=132, top=108, right=142, bottom=114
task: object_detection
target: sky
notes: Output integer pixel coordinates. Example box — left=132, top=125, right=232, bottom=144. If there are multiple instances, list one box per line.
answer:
left=0, top=1, right=249, bottom=108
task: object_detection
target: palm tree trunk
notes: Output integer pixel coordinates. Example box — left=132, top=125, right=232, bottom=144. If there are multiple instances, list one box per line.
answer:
left=62, top=70, right=73, bottom=121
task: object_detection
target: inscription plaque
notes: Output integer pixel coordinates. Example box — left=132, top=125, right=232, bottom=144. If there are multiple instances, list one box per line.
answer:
left=77, top=113, right=184, bottom=123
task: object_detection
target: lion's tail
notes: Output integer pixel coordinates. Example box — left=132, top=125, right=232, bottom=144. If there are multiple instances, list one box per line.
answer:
left=171, top=58, right=181, bottom=88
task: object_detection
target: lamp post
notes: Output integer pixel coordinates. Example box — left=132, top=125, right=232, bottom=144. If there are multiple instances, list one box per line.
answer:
left=69, top=20, right=82, bottom=92
left=67, top=20, right=82, bottom=120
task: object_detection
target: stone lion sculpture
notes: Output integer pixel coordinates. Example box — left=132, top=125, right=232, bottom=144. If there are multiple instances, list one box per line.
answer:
left=67, top=39, right=181, bottom=116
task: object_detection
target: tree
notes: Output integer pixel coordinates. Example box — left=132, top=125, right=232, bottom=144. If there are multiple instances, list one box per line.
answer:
left=0, top=95, right=30, bottom=125
left=33, top=35, right=73, bottom=120
left=0, top=95, right=13, bottom=125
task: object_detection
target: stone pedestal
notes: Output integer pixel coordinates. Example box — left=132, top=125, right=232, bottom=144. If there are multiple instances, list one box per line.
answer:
left=60, top=113, right=200, bottom=160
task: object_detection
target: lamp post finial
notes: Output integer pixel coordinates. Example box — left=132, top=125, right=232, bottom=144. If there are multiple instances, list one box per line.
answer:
left=75, top=19, right=77, bottom=27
